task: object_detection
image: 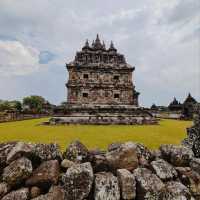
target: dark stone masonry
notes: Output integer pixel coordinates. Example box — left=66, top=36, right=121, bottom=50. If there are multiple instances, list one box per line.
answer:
left=0, top=107, right=200, bottom=199
left=67, top=34, right=139, bottom=106
left=0, top=141, right=199, bottom=200
left=183, top=103, right=200, bottom=157
left=51, top=35, right=156, bottom=125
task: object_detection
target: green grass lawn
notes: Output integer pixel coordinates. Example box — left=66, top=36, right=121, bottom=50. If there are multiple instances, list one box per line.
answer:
left=0, top=118, right=192, bottom=151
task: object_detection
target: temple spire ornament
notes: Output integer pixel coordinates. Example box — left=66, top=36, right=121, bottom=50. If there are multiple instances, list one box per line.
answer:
left=109, top=41, right=117, bottom=52
left=85, top=39, right=89, bottom=47
left=110, top=41, right=114, bottom=48
left=93, top=34, right=103, bottom=50
left=102, top=41, right=106, bottom=50
left=92, top=40, right=95, bottom=48
left=82, top=39, right=90, bottom=50
left=95, top=34, right=101, bottom=43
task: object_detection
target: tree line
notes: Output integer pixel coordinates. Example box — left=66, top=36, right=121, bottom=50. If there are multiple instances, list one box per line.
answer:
left=0, top=95, right=54, bottom=114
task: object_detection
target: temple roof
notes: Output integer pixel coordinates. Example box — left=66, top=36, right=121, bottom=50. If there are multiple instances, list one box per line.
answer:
left=170, top=97, right=180, bottom=105
left=68, top=34, right=129, bottom=67
left=184, top=93, right=197, bottom=104
left=81, top=34, right=117, bottom=52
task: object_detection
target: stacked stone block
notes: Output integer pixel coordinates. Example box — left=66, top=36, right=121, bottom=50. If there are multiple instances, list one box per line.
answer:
left=1, top=140, right=200, bottom=199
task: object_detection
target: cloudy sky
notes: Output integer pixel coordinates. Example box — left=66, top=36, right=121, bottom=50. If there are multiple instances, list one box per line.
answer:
left=0, top=0, right=199, bottom=107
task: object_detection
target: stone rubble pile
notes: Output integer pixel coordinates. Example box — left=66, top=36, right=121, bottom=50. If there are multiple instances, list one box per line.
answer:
left=183, top=103, right=200, bottom=157
left=0, top=139, right=200, bottom=200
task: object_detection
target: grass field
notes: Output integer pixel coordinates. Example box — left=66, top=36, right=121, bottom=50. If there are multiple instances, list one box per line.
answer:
left=0, top=118, right=192, bottom=151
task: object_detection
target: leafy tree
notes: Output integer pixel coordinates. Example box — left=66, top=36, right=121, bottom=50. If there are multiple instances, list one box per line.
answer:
left=0, top=101, right=11, bottom=111
left=11, top=101, right=22, bottom=112
left=23, top=95, right=46, bottom=113
left=0, top=100, right=22, bottom=112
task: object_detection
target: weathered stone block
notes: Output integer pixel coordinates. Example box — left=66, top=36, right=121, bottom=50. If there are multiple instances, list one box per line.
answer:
left=159, top=144, right=194, bottom=166
left=106, top=142, right=138, bottom=171
left=176, top=167, right=200, bottom=197
left=61, top=159, right=75, bottom=169
left=190, top=158, right=200, bottom=174
left=0, top=142, right=17, bottom=169
left=161, top=181, right=192, bottom=200
left=62, top=162, right=93, bottom=200
left=2, top=157, right=32, bottom=186
left=117, top=169, right=136, bottom=200
left=91, top=154, right=110, bottom=173
left=134, top=167, right=165, bottom=199
left=0, top=182, right=10, bottom=199
left=30, top=186, right=41, bottom=199
left=33, top=143, right=62, bottom=162
left=151, top=159, right=177, bottom=180
left=26, top=160, right=59, bottom=187
left=6, top=142, right=34, bottom=164
left=31, top=186, right=65, bottom=200
left=94, top=172, right=120, bottom=200
left=64, top=140, right=89, bottom=163
left=1, top=188, right=29, bottom=200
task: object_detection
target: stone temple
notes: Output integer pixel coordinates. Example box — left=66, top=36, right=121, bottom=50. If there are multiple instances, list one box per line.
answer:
left=52, top=35, right=156, bottom=124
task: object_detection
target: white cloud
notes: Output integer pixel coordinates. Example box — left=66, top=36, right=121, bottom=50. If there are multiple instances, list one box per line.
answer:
left=0, top=40, right=40, bottom=76
left=0, top=0, right=199, bottom=105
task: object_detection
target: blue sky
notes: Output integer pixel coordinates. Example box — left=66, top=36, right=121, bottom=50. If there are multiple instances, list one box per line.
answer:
left=0, top=0, right=199, bottom=106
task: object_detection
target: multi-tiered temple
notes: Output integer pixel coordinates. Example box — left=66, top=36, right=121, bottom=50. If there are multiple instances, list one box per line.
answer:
left=67, top=34, right=139, bottom=106
left=53, top=35, right=155, bottom=124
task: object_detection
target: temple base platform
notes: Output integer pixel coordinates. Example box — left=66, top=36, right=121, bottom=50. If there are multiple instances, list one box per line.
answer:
left=47, top=104, right=158, bottom=125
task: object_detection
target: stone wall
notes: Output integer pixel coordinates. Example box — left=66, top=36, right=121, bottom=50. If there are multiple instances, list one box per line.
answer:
left=0, top=114, right=49, bottom=123
left=67, top=67, right=136, bottom=105
left=151, top=110, right=182, bottom=119
left=0, top=139, right=200, bottom=200
left=183, top=103, right=200, bottom=157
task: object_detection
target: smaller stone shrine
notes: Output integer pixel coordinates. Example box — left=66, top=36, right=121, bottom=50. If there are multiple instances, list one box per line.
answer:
left=182, top=93, right=197, bottom=119
left=167, top=94, right=198, bottom=119
left=168, top=97, right=182, bottom=112
left=51, top=35, right=156, bottom=125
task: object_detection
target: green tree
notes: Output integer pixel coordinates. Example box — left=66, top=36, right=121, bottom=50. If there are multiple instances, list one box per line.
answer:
left=0, top=100, right=22, bottom=112
left=11, top=101, right=22, bottom=112
left=23, top=96, right=46, bottom=113
left=0, top=101, right=11, bottom=111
